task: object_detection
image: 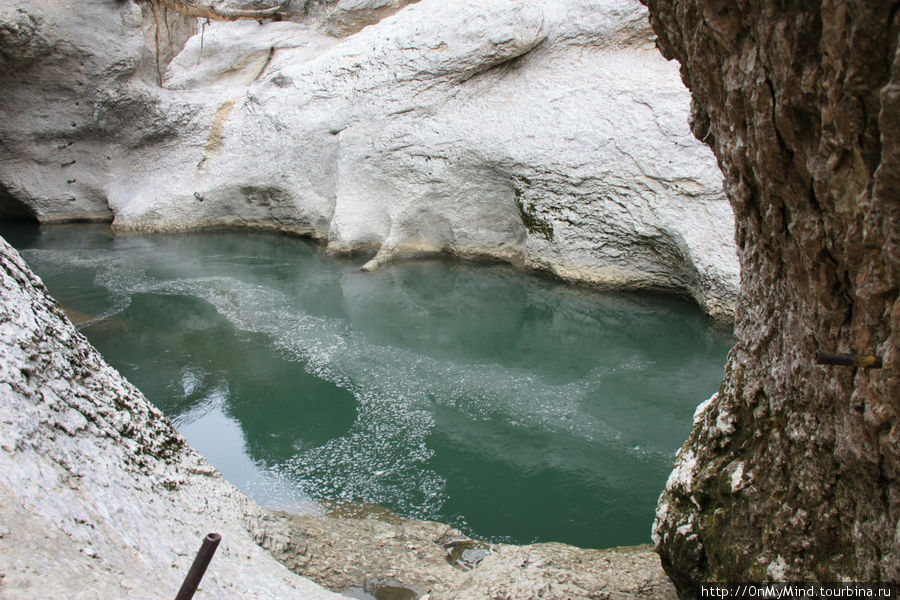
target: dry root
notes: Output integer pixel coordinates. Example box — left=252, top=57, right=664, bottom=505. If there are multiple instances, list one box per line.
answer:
left=141, top=0, right=284, bottom=86
left=144, top=0, right=285, bottom=22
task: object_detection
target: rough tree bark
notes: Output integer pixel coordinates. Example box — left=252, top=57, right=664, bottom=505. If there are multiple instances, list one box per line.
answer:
left=640, top=0, right=899, bottom=594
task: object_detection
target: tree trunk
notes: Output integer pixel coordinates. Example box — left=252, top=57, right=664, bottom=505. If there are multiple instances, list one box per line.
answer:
left=641, top=0, right=900, bottom=593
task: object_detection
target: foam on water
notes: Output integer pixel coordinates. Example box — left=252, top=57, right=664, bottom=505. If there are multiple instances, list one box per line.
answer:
left=145, top=274, right=647, bottom=522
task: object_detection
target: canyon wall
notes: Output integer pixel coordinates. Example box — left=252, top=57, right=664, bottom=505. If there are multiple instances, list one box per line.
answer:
left=4, top=0, right=898, bottom=594
left=0, top=0, right=738, bottom=320
left=642, top=0, right=899, bottom=593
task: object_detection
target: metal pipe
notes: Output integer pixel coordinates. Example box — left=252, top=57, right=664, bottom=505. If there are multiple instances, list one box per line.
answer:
left=175, top=533, right=221, bottom=600
left=815, top=353, right=883, bottom=369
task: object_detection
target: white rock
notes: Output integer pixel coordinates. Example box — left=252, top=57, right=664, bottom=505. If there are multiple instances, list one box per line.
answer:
left=321, top=0, right=422, bottom=36
left=693, top=393, right=716, bottom=424
left=664, top=448, right=697, bottom=493
left=0, top=0, right=738, bottom=320
left=0, top=0, right=144, bottom=222
left=767, top=556, right=789, bottom=580
left=730, top=461, right=744, bottom=493
left=0, top=236, right=346, bottom=597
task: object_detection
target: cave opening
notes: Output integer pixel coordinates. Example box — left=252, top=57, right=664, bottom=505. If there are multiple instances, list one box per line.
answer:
left=0, top=184, right=37, bottom=223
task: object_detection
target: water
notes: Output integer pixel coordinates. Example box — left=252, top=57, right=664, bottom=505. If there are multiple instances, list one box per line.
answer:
left=0, top=222, right=732, bottom=549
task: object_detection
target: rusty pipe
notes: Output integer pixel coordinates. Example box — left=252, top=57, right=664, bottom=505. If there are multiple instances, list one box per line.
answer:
left=815, top=352, right=883, bottom=369
left=175, top=533, right=221, bottom=600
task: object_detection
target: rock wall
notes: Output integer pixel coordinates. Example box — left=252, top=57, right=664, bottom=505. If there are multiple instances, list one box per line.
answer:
left=0, top=235, right=347, bottom=598
left=0, top=0, right=738, bottom=320
left=641, top=0, right=899, bottom=593
left=0, top=0, right=144, bottom=222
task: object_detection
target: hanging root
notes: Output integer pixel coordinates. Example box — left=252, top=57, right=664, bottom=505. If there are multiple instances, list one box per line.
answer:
left=150, top=0, right=163, bottom=86
left=198, top=18, right=209, bottom=65
left=139, top=0, right=284, bottom=86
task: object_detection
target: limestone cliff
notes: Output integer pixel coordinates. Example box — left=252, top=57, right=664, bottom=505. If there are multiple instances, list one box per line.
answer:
left=0, top=0, right=738, bottom=320
left=641, top=0, right=899, bottom=593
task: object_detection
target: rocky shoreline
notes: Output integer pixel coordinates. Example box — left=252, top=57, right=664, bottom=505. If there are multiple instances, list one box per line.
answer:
left=257, top=506, right=676, bottom=600
left=0, top=234, right=341, bottom=598
left=0, top=231, right=673, bottom=598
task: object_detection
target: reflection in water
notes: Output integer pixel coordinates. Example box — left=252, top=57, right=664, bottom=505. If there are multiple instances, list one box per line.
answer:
left=0, top=223, right=732, bottom=548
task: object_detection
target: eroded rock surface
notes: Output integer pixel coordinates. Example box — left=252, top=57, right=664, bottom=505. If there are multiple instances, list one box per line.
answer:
left=253, top=508, right=677, bottom=600
left=0, top=235, right=346, bottom=598
left=0, top=0, right=738, bottom=320
left=641, top=0, right=900, bottom=593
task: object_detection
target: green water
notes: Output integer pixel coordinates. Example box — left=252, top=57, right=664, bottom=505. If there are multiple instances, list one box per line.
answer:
left=1, top=223, right=732, bottom=549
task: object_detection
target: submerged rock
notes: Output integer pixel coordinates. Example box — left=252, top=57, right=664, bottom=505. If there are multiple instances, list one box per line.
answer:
left=642, top=0, right=899, bottom=593
left=0, top=0, right=738, bottom=320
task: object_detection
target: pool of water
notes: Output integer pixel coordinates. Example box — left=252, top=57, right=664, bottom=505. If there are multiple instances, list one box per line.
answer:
left=0, top=222, right=732, bottom=549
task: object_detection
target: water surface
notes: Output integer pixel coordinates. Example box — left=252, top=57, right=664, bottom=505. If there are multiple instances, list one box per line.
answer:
left=1, top=223, right=731, bottom=548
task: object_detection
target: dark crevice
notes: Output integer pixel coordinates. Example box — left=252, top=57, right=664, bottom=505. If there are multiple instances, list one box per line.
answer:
left=856, top=2, right=900, bottom=176
left=0, top=184, right=38, bottom=222
left=763, top=75, right=794, bottom=165
left=455, top=38, right=545, bottom=87
left=252, top=46, right=276, bottom=83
